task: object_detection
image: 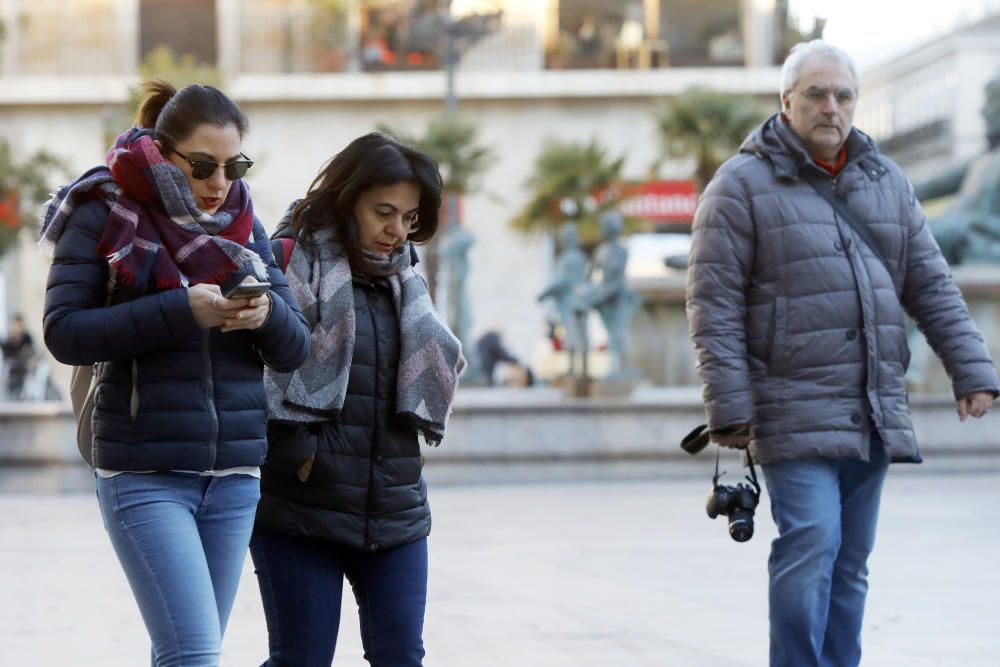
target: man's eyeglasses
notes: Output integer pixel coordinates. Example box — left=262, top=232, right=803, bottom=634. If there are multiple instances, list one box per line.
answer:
left=166, top=147, right=254, bottom=181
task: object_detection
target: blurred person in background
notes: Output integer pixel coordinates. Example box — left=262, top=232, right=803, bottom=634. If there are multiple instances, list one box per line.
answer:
left=1, top=313, right=34, bottom=399
left=254, top=132, right=465, bottom=667
left=40, top=80, right=309, bottom=666
left=686, top=40, right=998, bottom=667
left=476, top=329, right=533, bottom=387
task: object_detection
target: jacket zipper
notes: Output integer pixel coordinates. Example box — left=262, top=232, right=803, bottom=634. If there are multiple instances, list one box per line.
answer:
left=828, top=161, right=883, bottom=427
left=129, top=359, right=139, bottom=420
left=364, top=283, right=380, bottom=551
left=203, top=329, right=219, bottom=469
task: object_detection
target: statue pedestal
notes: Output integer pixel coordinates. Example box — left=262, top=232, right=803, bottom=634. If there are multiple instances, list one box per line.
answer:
left=549, top=374, right=644, bottom=398
left=550, top=375, right=592, bottom=398
left=589, top=375, right=644, bottom=398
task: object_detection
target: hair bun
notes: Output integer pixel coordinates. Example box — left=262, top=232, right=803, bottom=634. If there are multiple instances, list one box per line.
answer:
left=134, top=79, right=178, bottom=129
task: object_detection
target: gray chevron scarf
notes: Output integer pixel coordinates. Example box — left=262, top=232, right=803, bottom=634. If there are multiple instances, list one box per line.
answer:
left=265, top=223, right=466, bottom=445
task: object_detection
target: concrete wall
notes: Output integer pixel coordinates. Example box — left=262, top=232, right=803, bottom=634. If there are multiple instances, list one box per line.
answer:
left=5, top=387, right=998, bottom=466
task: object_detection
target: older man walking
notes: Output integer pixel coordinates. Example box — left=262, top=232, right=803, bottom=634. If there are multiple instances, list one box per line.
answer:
left=686, top=40, right=999, bottom=667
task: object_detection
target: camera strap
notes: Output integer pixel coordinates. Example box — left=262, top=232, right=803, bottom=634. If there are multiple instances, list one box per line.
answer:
left=807, top=178, right=894, bottom=279
left=713, top=445, right=761, bottom=495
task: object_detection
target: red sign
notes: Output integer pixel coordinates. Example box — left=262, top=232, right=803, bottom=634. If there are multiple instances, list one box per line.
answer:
left=0, top=190, right=19, bottom=228
left=619, top=180, right=698, bottom=223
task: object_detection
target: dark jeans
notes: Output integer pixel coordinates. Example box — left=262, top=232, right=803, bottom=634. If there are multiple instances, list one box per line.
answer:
left=250, top=528, right=427, bottom=667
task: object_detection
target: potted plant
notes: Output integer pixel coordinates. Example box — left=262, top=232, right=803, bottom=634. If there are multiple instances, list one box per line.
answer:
left=308, top=0, right=349, bottom=72
left=0, top=138, right=63, bottom=258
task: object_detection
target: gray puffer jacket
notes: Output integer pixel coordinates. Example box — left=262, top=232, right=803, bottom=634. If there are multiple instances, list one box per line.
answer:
left=687, top=114, right=1000, bottom=464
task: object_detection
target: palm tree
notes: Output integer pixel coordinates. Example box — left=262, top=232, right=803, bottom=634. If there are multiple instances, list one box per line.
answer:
left=378, top=115, right=495, bottom=299
left=0, top=139, right=63, bottom=257
left=654, top=87, right=768, bottom=190
left=380, top=115, right=495, bottom=199
left=510, top=137, right=627, bottom=247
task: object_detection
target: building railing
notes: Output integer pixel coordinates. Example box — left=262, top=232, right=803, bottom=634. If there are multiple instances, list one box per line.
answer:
left=0, top=1, right=755, bottom=79
left=0, top=0, right=135, bottom=77
left=236, top=4, right=541, bottom=75
left=239, top=3, right=351, bottom=74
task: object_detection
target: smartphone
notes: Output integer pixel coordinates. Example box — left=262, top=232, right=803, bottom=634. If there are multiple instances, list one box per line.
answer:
left=224, top=282, right=271, bottom=299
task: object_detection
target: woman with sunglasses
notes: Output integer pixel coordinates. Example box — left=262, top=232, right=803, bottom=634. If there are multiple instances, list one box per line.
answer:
left=40, top=80, right=310, bottom=666
left=251, top=133, right=465, bottom=666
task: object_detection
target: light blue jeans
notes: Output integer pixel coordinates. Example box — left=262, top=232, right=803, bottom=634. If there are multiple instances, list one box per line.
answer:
left=761, top=432, right=889, bottom=667
left=96, top=472, right=260, bottom=667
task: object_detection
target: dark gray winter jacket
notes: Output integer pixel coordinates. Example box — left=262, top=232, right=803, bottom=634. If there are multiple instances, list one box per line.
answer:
left=686, top=114, right=1000, bottom=464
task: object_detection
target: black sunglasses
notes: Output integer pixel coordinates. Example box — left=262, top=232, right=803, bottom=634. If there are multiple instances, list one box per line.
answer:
left=166, top=147, right=254, bottom=181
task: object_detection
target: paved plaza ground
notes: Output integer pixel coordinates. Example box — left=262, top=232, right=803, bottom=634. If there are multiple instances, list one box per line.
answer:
left=0, top=457, right=998, bottom=666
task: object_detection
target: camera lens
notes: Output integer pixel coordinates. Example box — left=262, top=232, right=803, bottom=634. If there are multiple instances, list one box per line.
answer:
left=728, top=509, right=754, bottom=542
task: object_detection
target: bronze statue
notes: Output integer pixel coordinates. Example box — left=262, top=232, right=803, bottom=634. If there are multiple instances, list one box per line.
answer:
left=538, top=222, right=589, bottom=377
left=915, top=75, right=1000, bottom=264
left=577, top=211, right=641, bottom=377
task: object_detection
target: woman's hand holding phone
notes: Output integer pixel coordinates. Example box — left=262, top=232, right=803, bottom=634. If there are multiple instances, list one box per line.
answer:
left=189, top=278, right=272, bottom=331
left=220, top=278, right=272, bottom=333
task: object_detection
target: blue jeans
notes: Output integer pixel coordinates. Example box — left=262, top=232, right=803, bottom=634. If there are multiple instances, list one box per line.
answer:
left=96, top=472, right=260, bottom=667
left=761, top=432, right=889, bottom=667
left=250, top=528, right=428, bottom=667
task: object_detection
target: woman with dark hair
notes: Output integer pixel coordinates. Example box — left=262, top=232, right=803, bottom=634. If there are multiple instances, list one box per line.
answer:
left=253, top=132, right=465, bottom=666
left=40, top=80, right=310, bottom=666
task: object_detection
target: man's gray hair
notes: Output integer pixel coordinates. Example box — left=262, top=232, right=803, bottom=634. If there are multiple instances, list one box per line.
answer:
left=780, top=40, right=860, bottom=98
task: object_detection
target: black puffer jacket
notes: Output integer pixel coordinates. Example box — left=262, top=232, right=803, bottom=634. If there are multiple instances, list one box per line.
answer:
left=255, top=238, right=429, bottom=551
left=44, top=200, right=311, bottom=470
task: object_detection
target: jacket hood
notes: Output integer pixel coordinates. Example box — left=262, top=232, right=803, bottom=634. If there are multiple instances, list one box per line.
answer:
left=273, top=199, right=300, bottom=240
left=739, top=113, right=878, bottom=181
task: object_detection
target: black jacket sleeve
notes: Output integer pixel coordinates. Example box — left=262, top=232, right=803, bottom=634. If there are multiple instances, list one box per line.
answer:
left=43, top=201, right=202, bottom=366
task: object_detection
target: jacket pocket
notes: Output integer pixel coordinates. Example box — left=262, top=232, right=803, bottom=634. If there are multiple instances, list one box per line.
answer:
left=769, top=296, right=788, bottom=370
left=265, top=420, right=320, bottom=481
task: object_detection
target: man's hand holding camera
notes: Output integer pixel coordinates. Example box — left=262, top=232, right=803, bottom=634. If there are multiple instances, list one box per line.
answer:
left=710, top=424, right=752, bottom=450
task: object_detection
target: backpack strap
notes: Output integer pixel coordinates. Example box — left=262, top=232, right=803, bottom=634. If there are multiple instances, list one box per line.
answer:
left=271, top=237, right=296, bottom=273
left=104, top=265, right=117, bottom=306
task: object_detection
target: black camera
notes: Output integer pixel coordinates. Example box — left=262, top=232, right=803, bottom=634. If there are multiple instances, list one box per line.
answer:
left=681, top=424, right=762, bottom=542
left=706, top=472, right=760, bottom=542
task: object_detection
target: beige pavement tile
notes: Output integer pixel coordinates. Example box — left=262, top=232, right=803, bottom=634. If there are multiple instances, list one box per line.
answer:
left=0, top=462, right=997, bottom=666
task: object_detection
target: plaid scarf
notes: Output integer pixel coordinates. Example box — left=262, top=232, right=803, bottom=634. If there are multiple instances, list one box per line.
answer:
left=39, top=127, right=266, bottom=288
left=265, top=207, right=466, bottom=445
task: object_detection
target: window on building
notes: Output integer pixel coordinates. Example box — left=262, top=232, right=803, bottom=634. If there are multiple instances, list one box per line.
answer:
left=139, top=0, right=217, bottom=67
left=237, top=0, right=511, bottom=75
left=662, top=0, right=743, bottom=67
left=548, top=0, right=668, bottom=70
left=360, top=0, right=445, bottom=71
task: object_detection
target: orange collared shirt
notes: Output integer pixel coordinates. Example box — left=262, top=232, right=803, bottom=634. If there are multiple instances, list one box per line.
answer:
left=779, top=112, right=848, bottom=176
